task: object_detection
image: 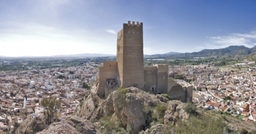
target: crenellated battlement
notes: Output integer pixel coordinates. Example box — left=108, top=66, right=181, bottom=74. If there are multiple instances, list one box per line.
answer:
left=153, top=64, right=169, bottom=72
left=125, top=21, right=143, bottom=27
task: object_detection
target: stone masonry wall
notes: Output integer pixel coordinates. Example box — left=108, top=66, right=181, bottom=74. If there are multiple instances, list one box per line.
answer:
left=117, top=21, right=144, bottom=89
left=154, top=64, right=168, bottom=94
left=144, top=66, right=157, bottom=93
left=167, top=78, right=186, bottom=102
left=97, top=61, right=118, bottom=97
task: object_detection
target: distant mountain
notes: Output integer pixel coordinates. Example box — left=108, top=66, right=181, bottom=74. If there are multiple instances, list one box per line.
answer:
left=165, top=52, right=181, bottom=55
left=2, top=45, right=255, bottom=59
left=151, top=45, right=256, bottom=58
left=146, top=52, right=181, bottom=58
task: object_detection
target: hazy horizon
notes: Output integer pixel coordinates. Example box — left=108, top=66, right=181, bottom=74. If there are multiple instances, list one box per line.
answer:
left=1, top=0, right=256, bottom=57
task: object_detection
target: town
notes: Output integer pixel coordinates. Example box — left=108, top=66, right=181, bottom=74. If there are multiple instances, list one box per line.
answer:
left=1, top=56, right=256, bottom=132
left=170, top=61, right=256, bottom=122
left=0, top=59, right=100, bottom=132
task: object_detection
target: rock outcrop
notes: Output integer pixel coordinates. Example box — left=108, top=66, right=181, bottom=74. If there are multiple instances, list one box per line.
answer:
left=77, top=87, right=190, bottom=134
left=76, top=93, right=102, bottom=119
left=37, top=116, right=97, bottom=134
left=15, top=87, right=193, bottom=134
left=164, top=100, right=190, bottom=125
left=13, top=113, right=97, bottom=134
left=13, top=114, right=49, bottom=134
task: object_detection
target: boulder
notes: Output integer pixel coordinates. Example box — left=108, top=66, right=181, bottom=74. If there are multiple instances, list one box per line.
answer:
left=37, top=116, right=97, bottom=134
left=13, top=114, right=49, bottom=134
left=164, top=100, right=189, bottom=125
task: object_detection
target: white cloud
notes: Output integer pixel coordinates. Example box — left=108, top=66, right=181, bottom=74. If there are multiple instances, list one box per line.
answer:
left=234, top=31, right=256, bottom=39
left=0, top=23, right=116, bottom=56
left=207, top=31, right=256, bottom=49
left=106, top=29, right=117, bottom=34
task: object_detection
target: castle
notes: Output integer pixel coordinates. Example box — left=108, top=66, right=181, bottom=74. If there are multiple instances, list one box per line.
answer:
left=96, top=21, right=192, bottom=102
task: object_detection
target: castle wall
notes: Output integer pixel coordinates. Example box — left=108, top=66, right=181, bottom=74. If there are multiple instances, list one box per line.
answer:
left=144, top=66, right=157, bottom=93
left=167, top=78, right=193, bottom=102
left=97, top=61, right=118, bottom=97
left=186, top=86, right=193, bottom=102
left=154, top=64, right=168, bottom=93
left=117, top=30, right=124, bottom=86
left=167, top=78, right=186, bottom=102
left=117, top=21, right=144, bottom=89
left=96, top=21, right=193, bottom=102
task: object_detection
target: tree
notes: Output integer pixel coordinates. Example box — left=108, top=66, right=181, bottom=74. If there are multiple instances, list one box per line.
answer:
left=82, top=82, right=90, bottom=89
left=41, top=97, right=61, bottom=124
left=10, top=92, right=16, bottom=97
left=224, top=96, right=232, bottom=101
left=57, top=75, right=65, bottom=79
left=69, top=71, right=74, bottom=74
left=174, top=74, right=184, bottom=79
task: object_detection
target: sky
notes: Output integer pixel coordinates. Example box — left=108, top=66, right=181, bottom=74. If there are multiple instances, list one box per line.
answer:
left=1, top=0, right=256, bottom=57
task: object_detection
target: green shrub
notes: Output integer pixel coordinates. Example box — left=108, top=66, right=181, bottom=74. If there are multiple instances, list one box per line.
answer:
left=174, top=115, right=226, bottom=134
left=79, top=100, right=84, bottom=107
left=115, top=88, right=129, bottom=112
left=82, top=82, right=91, bottom=89
left=57, top=75, right=65, bottom=79
left=174, top=74, right=185, bottom=79
left=153, top=103, right=167, bottom=123
left=99, top=116, right=115, bottom=133
left=239, top=128, right=249, bottom=134
left=143, top=103, right=154, bottom=127
left=224, top=96, right=232, bottom=101
left=184, top=103, right=197, bottom=114
left=94, top=103, right=98, bottom=108
left=99, top=116, right=125, bottom=134
left=75, top=125, right=83, bottom=132
left=161, top=93, right=170, bottom=100
left=41, top=97, right=61, bottom=124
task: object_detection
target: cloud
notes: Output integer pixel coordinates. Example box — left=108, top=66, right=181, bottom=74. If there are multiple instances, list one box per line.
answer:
left=208, top=31, right=256, bottom=48
left=0, top=23, right=116, bottom=56
left=234, top=31, right=256, bottom=39
left=106, top=29, right=117, bottom=34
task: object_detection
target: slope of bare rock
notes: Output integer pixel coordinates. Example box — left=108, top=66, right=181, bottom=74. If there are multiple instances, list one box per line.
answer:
left=36, top=116, right=97, bottom=134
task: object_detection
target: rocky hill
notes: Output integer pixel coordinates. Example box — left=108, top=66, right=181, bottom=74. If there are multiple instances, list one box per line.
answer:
left=76, top=87, right=191, bottom=133
left=13, top=87, right=256, bottom=134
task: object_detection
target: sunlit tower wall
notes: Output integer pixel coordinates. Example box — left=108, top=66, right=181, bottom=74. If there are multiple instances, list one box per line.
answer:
left=116, top=21, right=144, bottom=89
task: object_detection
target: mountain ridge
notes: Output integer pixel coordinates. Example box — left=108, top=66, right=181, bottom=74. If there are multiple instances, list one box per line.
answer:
left=1, top=45, right=255, bottom=59
left=150, top=45, right=256, bottom=58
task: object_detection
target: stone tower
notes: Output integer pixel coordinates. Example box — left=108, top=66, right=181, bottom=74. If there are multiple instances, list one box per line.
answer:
left=116, top=21, right=144, bottom=89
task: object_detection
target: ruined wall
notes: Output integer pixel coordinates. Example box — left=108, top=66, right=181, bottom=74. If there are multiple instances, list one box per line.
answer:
left=144, top=66, right=157, bottom=93
left=154, top=64, right=168, bottom=94
left=167, top=78, right=193, bottom=102
left=186, top=86, right=193, bottom=102
left=97, top=61, right=118, bottom=97
left=167, top=78, right=186, bottom=102
left=117, top=21, right=144, bottom=89
left=117, top=30, right=124, bottom=86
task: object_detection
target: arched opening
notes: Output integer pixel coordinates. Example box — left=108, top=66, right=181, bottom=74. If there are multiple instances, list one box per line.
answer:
left=151, top=87, right=155, bottom=92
